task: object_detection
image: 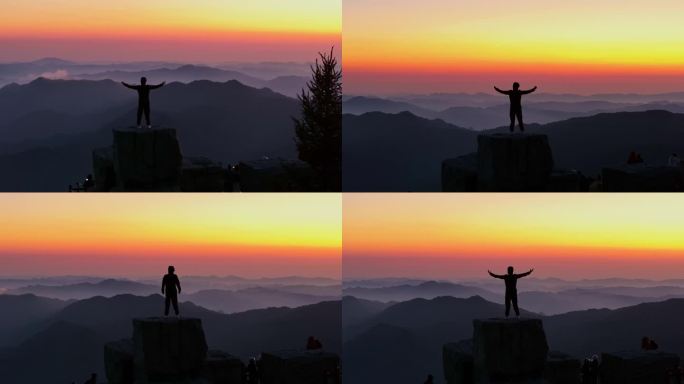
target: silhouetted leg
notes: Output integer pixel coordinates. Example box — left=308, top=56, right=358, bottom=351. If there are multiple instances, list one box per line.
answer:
left=143, top=104, right=151, bottom=126
left=137, top=106, right=143, bottom=126
left=509, top=109, right=515, bottom=132
left=172, top=295, right=179, bottom=315
left=505, top=293, right=511, bottom=317
left=512, top=294, right=520, bottom=316
left=516, top=110, right=524, bottom=132
left=165, top=295, right=171, bottom=316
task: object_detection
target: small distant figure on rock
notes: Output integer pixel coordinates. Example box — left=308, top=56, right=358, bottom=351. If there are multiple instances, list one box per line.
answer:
left=424, top=374, right=434, bottom=384
left=83, top=174, right=95, bottom=191
left=641, top=336, right=659, bottom=351
left=83, top=373, right=97, bottom=384
left=162, top=265, right=181, bottom=316
left=246, top=358, right=259, bottom=384
left=306, top=336, right=323, bottom=350
left=668, top=153, right=681, bottom=167
left=493, top=82, right=537, bottom=133
left=488, top=266, right=534, bottom=318
left=122, top=77, right=165, bottom=129
left=581, top=355, right=599, bottom=384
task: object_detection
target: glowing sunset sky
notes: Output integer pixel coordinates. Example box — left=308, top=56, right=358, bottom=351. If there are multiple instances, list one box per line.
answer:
left=0, top=0, right=340, bottom=62
left=344, top=0, right=684, bottom=94
left=343, top=194, right=684, bottom=280
left=0, top=194, right=341, bottom=278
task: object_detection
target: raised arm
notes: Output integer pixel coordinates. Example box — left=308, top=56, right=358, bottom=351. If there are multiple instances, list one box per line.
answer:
left=516, top=268, right=534, bottom=278
left=493, top=86, right=509, bottom=95
left=149, top=81, right=166, bottom=90
left=121, top=81, right=137, bottom=90
left=521, top=86, right=537, bottom=95
left=488, top=270, right=505, bottom=279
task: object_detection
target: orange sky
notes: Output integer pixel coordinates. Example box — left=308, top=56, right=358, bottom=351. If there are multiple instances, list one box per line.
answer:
left=343, top=194, right=684, bottom=280
left=0, top=194, right=341, bottom=278
left=0, top=1, right=340, bottom=62
left=344, top=0, right=684, bottom=94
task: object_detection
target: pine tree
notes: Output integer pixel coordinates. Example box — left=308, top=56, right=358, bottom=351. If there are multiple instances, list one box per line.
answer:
left=294, top=47, right=342, bottom=191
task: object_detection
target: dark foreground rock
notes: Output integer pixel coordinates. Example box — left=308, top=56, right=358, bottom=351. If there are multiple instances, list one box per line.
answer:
left=104, top=339, right=134, bottom=384
left=443, top=340, right=474, bottom=384
left=544, top=351, right=580, bottom=384
left=203, top=350, right=245, bottom=384
left=477, top=133, right=554, bottom=191
left=600, top=351, right=680, bottom=384
left=180, top=157, right=228, bottom=192
left=238, top=158, right=316, bottom=192
left=258, top=349, right=340, bottom=384
left=472, top=318, right=549, bottom=383
left=92, top=146, right=116, bottom=191
left=442, top=153, right=478, bottom=192
left=602, top=165, right=684, bottom=192
left=132, top=317, right=208, bottom=381
left=112, top=127, right=183, bottom=191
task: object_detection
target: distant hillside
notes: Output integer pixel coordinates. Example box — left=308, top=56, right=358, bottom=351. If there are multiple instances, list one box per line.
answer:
left=343, top=111, right=476, bottom=191
left=343, top=281, right=496, bottom=303
left=7, top=279, right=158, bottom=300
left=0, top=78, right=301, bottom=191
left=0, top=294, right=340, bottom=383
left=343, top=110, right=684, bottom=191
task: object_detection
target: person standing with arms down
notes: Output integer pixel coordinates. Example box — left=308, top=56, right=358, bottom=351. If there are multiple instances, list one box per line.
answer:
left=122, top=77, right=165, bottom=129
left=494, top=82, right=537, bottom=132
left=162, top=265, right=182, bottom=316
left=488, top=266, right=534, bottom=318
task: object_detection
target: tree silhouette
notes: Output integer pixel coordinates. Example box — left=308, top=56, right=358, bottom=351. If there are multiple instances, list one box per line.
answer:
left=294, top=47, right=342, bottom=191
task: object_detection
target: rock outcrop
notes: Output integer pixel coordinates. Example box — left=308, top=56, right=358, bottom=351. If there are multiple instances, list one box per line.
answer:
left=599, top=351, right=680, bottom=384
left=258, top=349, right=340, bottom=384
left=472, top=318, right=549, bottom=382
left=112, top=128, right=183, bottom=191
left=132, top=317, right=208, bottom=381
left=442, top=133, right=554, bottom=192
left=477, top=133, right=554, bottom=191
left=602, top=165, right=684, bottom=192
left=105, top=317, right=243, bottom=384
left=180, top=157, right=229, bottom=192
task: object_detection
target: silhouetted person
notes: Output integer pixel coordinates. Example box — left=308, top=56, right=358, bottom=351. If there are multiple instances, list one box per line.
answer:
left=247, top=358, right=259, bottom=384
left=494, top=82, right=537, bottom=132
left=642, top=336, right=659, bottom=351
left=488, top=266, right=533, bottom=317
left=162, top=265, right=181, bottom=316
left=122, top=77, right=165, bottom=129
left=306, top=336, right=323, bottom=350
left=582, top=355, right=599, bottom=384
left=424, top=374, right=434, bottom=384
left=83, top=373, right=97, bottom=384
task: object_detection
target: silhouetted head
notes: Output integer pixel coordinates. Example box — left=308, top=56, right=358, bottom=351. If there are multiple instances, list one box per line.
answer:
left=512, top=82, right=520, bottom=90
left=507, top=266, right=514, bottom=275
left=168, top=265, right=175, bottom=274
left=141, top=77, right=147, bottom=85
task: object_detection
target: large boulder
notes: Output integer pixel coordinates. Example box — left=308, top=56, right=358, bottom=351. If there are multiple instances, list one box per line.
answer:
left=544, top=351, right=581, bottom=384
left=443, top=339, right=474, bottom=384
left=112, top=127, right=183, bottom=191
left=104, top=339, right=135, bottom=384
left=602, top=165, right=684, bottom=192
left=472, top=318, right=549, bottom=383
left=442, top=153, right=478, bottom=192
left=599, top=351, right=680, bottom=384
left=203, top=350, right=245, bottom=384
left=258, top=350, right=340, bottom=384
left=477, top=133, right=554, bottom=191
left=132, top=317, right=208, bottom=382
